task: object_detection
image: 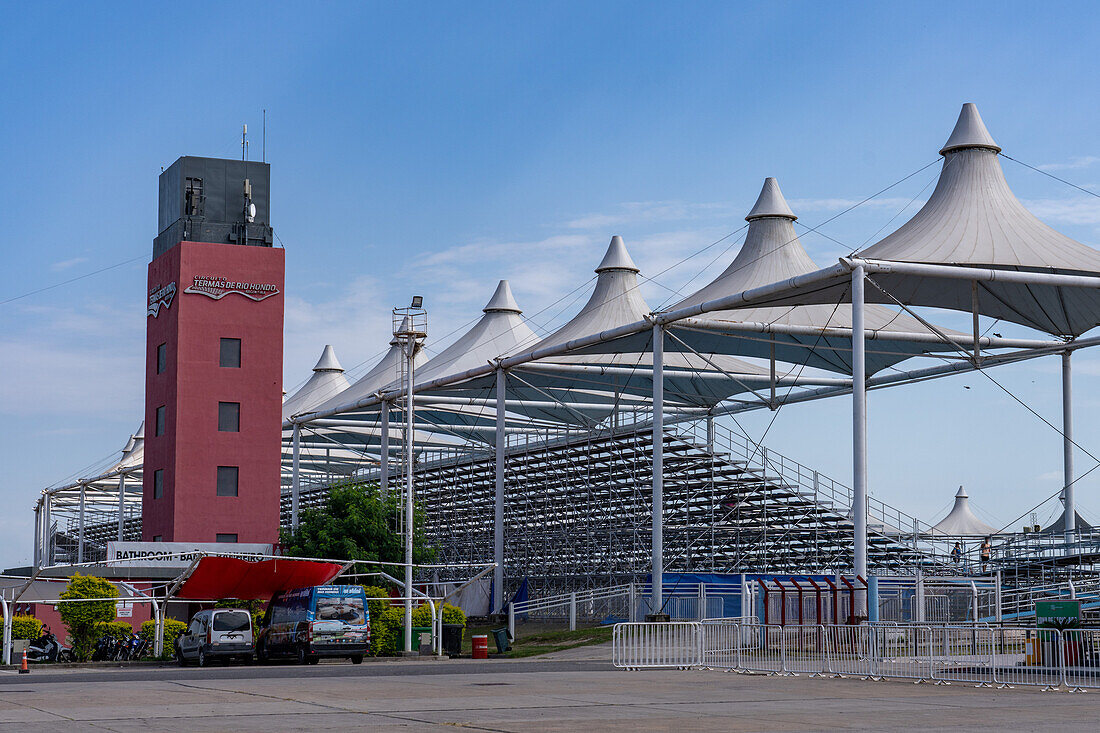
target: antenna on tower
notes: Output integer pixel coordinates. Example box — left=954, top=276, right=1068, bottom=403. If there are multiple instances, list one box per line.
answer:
left=241, top=124, right=248, bottom=162
left=262, top=110, right=266, bottom=163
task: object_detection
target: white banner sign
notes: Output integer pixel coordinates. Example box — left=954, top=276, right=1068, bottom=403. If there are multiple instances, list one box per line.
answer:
left=107, top=541, right=273, bottom=567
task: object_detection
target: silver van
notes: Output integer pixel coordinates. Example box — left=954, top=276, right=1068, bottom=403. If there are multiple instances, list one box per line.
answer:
left=175, top=608, right=254, bottom=666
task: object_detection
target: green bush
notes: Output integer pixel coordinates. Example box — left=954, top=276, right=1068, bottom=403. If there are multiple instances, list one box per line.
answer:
left=11, top=615, right=42, bottom=641
left=361, top=585, right=393, bottom=619
left=140, top=618, right=188, bottom=650
left=412, top=601, right=466, bottom=629
left=94, top=621, right=134, bottom=641
left=59, top=574, right=119, bottom=661
left=370, top=606, right=403, bottom=656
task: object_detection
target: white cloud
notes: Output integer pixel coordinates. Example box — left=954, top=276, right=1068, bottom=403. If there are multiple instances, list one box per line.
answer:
left=0, top=338, right=143, bottom=419
left=787, top=197, right=925, bottom=213
left=50, top=256, right=89, bottom=271
left=1038, top=156, right=1100, bottom=172
left=564, top=201, right=737, bottom=230
left=1022, top=196, right=1100, bottom=226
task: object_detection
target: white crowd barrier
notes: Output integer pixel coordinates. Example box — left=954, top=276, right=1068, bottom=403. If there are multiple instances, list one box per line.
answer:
left=613, top=620, right=1100, bottom=690
left=612, top=622, right=701, bottom=670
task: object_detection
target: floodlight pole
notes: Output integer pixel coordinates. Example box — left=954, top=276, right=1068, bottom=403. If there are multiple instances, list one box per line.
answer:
left=403, top=333, right=417, bottom=654
left=651, top=322, right=664, bottom=615
left=380, top=401, right=390, bottom=497
left=291, top=422, right=301, bottom=530
left=852, top=265, right=868, bottom=617
left=494, top=367, right=506, bottom=614
left=1063, top=350, right=1076, bottom=539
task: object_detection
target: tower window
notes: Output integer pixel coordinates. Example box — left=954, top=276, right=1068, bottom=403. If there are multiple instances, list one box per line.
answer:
left=217, top=466, right=239, bottom=497
left=220, top=338, right=241, bottom=368
left=156, top=343, right=167, bottom=374
left=216, top=533, right=238, bottom=543
left=184, top=177, right=204, bottom=217
left=218, top=402, right=240, bottom=432
left=153, top=469, right=164, bottom=499
left=155, top=406, right=166, bottom=437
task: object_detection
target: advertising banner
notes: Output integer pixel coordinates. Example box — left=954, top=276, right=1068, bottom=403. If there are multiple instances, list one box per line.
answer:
left=107, top=541, right=272, bottom=568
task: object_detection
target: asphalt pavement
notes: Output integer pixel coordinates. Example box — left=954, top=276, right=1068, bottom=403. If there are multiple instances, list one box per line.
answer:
left=1, top=656, right=1097, bottom=731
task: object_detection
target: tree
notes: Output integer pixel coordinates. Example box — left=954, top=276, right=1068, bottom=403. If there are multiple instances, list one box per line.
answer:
left=280, top=482, right=435, bottom=574
left=59, top=573, right=118, bottom=661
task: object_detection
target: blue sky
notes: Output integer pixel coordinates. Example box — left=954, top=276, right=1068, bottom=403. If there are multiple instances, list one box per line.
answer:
left=3, top=2, right=1100, bottom=565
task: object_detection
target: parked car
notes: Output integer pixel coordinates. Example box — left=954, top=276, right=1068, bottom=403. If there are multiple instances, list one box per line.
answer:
left=175, top=608, right=254, bottom=666
left=255, top=585, right=369, bottom=664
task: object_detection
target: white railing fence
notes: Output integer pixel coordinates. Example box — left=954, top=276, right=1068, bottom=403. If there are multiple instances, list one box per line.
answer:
left=614, top=620, right=1100, bottom=690
left=508, top=581, right=745, bottom=638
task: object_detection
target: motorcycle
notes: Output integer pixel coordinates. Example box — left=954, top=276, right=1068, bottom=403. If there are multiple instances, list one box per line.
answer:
left=25, top=626, right=73, bottom=663
left=91, top=634, right=120, bottom=661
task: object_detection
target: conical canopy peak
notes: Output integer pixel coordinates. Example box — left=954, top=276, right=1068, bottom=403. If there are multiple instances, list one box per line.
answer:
left=312, top=344, right=344, bottom=372
left=595, top=235, right=640, bottom=273
left=483, top=280, right=522, bottom=313
left=956, top=485, right=968, bottom=498
left=940, top=103, right=1001, bottom=155
left=391, top=316, right=412, bottom=345
left=745, top=177, right=797, bottom=221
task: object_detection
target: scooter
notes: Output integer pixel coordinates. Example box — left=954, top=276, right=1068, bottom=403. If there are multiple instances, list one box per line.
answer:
left=25, top=626, right=73, bottom=663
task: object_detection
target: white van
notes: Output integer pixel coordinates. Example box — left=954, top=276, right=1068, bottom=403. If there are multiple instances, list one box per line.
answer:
left=175, top=608, right=254, bottom=666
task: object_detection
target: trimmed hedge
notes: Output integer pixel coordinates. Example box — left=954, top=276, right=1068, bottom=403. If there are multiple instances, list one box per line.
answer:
left=369, top=606, right=403, bottom=656
left=11, top=615, right=42, bottom=641
left=412, top=601, right=466, bottom=629
left=94, top=621, right=134, bottom=640
left=360, top=586, right=467, bottom=655
left=139, top=619, right=188, bottom=650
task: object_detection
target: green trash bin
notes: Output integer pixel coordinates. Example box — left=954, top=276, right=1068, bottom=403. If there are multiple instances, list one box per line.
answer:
left=397, top=626, right=433, bottom=651
left=491, top=627, right=511, bottom=653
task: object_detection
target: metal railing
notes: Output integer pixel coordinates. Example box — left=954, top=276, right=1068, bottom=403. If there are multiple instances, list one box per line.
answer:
left=614, top=620, right=1100, bottom=690
left=1001, top=578, right=1100, bottom=617
left=680, top=420, right=954, bottom=564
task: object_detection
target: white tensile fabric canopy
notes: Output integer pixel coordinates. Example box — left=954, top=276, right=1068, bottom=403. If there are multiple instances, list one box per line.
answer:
left=282, top=345, right=351, bottom=420
left=496, top=236, right=775, bottom=417
left=856, top=103, right=1100, bottom=336
left=665, top=177, right=968, bottom=374
left=929, top=486, right=996, bottom=537
left=567, top=178, right=969, bottom=375
left=309, top=322, right=426, bottom=417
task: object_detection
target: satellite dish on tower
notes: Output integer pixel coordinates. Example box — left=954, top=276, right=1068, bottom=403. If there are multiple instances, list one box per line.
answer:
left=247, top=202, right=256, bottom=222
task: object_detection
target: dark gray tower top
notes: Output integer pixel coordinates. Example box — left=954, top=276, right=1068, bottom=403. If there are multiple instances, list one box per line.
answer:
left=153, top=156, right=274, bottom=259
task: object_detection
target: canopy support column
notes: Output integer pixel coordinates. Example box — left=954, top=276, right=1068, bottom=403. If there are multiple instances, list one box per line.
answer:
left=77, top=483, right=86, bottom=564
left=117, top=473, right=127, bottom=541
left=769, top=338, right=777, bottom=409
left=44, top=495, right=52, bottom=566
left=291, top=423, right=301, bottom=531
left=494, top=367, right=506, bottom=614
left=651, top=322, right=664, bottom=616
left=32, top=504, right=40, bottom=571
left=380, top=402, right=390, bottom=497
left=852, top=265, right=868, bottom=617
left=971, top=281, right=981, bottom=365
left=1063, top=350, right=1076, bottom=537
